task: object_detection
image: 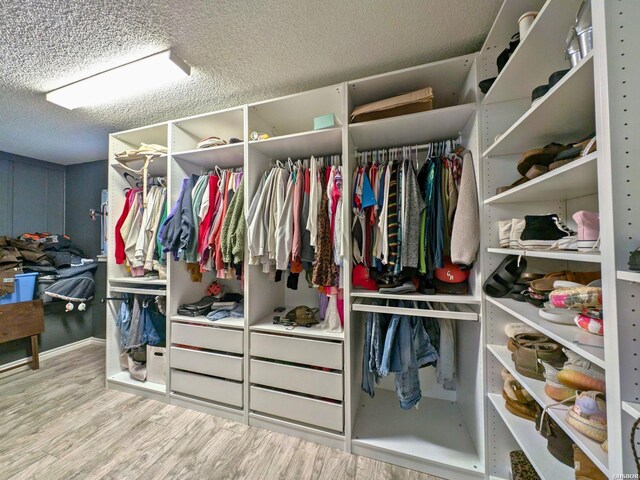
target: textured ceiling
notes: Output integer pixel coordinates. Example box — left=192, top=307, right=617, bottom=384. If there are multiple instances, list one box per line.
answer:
left=0, top=0, right=501, bottom=165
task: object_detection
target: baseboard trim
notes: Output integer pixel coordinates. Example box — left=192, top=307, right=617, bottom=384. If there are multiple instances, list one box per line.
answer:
left=0, top=336, right=105, bottom=376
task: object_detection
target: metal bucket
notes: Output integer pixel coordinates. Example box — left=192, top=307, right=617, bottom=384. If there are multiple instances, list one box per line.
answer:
left=565, top=28, right=582, bottom=67
left=576, top=25, right=593, bottom=57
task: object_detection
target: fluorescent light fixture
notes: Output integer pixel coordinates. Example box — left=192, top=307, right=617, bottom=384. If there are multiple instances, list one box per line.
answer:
left=46, top=49, right=191, bottom=110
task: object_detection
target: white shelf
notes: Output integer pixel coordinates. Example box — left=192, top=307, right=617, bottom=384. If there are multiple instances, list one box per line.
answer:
left=172, top=143, right=244, bottom=168
left=171, top=314, right=244, bottom=330
left=487, top=247, right=601, bottom=263
left=107, top=371, right=166, bottom=394
left=622, top=401, right=640, bottom=420
left=489, top=344, right=609, bottom=475
left=248, top=128, right=342, bottom=159
left=352, top=389, right=481, bottom=475
left=617, top=270, right=640, bottom=283
left=351, top=289, right=481, bottom=304
left=111, top=122, right=168, bottom=147
left=250, top=312, right=344, bottom=341
left=484, top=153, right=598, bottom=205
left=109, top=276, right=167, bottom=286
left=484, top=53, right=594, bottom=157
left=348, top=103, right=476, bottom=151
left=482, top=0, right=584, bottom=105
left=109, top=286, right=167, bottom=296
left=488, top=393, right=574, bottom=480
left=352, top=297, right=479, bottom=322
left=110, top=154, right=168, bottom=177
left=487, top=297, right=605, bottom=368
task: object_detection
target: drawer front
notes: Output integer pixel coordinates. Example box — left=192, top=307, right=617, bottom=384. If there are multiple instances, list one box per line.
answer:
left=172, top=322, right=243, bottom=354
left=170, top=347, right=243, bottom=381
left=250, top=386, right=343, bottom=432
left=250, top=333, right=342, bottom=370
left=171, top=370, right=242, bottom=407
left=250, top=359, right=342, bottom=400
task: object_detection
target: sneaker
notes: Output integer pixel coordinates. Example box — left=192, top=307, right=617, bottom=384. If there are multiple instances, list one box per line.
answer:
left=518, top=214, right=577, bottom=250
left=566, top=391, right=607, bottom=442
left=510, top=218, right=526, bottom=249
left=499, top=220, right=512, bottom=248
left=557, top=348, right=606, bottom=393
left=538, top=359, right=576, bottom=401
left=573, top=211, right=600, bottom=251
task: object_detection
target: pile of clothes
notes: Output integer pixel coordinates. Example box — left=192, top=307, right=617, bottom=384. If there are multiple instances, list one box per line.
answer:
left=0, top=233, right=97, bottom=306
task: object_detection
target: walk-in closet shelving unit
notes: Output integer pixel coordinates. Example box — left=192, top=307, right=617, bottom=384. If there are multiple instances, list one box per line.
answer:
left=167, top=107, right=247, bottom=422
left=345, top=54, right=487, bottom=480
left=479, top=0, right=620, bottom=478
left=594, top=0, right=640, bottom=475
left=244, top=85, right=349, bottom=448
left=106, top=122, right=169, bottom=401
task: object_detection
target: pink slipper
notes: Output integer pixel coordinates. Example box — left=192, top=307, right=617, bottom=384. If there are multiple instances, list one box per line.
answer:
left=575, top=314, right=603, bottom=336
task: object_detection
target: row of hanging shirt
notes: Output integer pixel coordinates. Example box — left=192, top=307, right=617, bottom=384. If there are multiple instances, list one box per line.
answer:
left=352, top=139, right=479, bottom=281
left=246, top=155, right=344, bottom=330
left=159, top=167, right=245, bottom=280
left=115, top=178, right=167, bottom=277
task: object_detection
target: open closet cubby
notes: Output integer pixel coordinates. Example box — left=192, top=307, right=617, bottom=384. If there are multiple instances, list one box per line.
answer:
left=104, top=2, right=634, bottom=475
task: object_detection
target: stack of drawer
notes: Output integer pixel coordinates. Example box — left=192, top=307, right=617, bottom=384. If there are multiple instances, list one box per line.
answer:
left=170, top=321, right=244, bottom=408
left=249, top=331, right=344, bottom=432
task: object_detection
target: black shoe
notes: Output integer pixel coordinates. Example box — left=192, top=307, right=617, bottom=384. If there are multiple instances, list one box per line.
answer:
left=518, top=214, right=577, bottom=250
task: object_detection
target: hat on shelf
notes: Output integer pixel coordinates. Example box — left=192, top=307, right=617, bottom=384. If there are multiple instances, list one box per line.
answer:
left=352, top=264, right=376, bottom=290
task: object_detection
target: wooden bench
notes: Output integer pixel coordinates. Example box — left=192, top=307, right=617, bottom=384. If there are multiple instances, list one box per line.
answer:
left=0, top=300, right=45, bottom=374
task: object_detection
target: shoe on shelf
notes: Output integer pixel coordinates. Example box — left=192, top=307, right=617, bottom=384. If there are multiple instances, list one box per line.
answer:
left=573, top=211, right=600, bottom=251
left=517, top=143, right=570, bottom=176
left=529, top=271, right=601, bottom=294
left=575, top=313, right=604, bottom=336
left=536, top=410, right=574, bottom=467
left=518, top=214, right=578, bottom=250
left=566, top=391, right=607, bottom=443
left=538, top=359, right=577, bottom=401
left=573, top=444, right=607, bottom=480
left=502, top=369, right=539, bottom=421
left=510, top=218, right=526, bottom=249
left=629, top=247, right=640, bottom=271
left=507, top=332, right=550, bottom=354
left=513, top=340, right=565, bottom=381
left=557, top=348, right=606, bottom=393
left=495, top=165, right=549, bottom=195
left=499, top=220, right=512, bottom=247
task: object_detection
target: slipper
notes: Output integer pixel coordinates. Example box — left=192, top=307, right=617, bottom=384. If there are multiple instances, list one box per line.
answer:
left=517, top=143, right=569, bottom=176
left=483, top=255, right=527, bottom=298
left=539, top=307, right=576, bottom=325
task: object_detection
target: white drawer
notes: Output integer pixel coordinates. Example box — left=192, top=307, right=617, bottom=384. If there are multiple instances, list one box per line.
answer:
left=172, top=322, right=243, bottom=354
left=171, top=370, right=242, bottom=407
left=250, top=386, right=343, bottom=432
left=250, top=332, right=343, bottom=370
left=170, top=347, right=243, bottom=381
left=250, top=359, right=342, bottom=400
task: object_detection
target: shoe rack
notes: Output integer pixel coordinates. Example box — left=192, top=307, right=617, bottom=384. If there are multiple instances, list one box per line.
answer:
left=479, top=0, right=631, bottom=478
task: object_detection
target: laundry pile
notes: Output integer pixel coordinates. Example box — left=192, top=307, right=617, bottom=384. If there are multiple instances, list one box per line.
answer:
left=114, top=181, right=167, bottom=278
left=160, top=169, right=245, bottom=279
left=361, top=301, right=456, bottom=408
left=0, top=233, right=97, bottom=304
left=352, top=143, right=479, bottom=295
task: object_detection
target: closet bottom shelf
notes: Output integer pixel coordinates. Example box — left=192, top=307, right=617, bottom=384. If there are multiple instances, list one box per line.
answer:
left=352, top=389, right=481, bottom=477
left=489, top=393, right=574, bottom=480
left=107, top=371, right=166, bottom=394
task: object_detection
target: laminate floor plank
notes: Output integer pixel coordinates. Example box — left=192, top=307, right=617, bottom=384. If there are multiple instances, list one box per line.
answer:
left=0, top=345, right=446, bottom=480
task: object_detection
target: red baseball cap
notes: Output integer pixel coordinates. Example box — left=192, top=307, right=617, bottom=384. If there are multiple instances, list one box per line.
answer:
left=434, top=259, right=470, bottom=283
left=352, top=264, right=377, bottom=290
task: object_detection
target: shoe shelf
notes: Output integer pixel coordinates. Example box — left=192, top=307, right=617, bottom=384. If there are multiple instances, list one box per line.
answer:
left=487, top=297, right=605, bottom=368
left=171, top=314, right=245, bottom=330
left=248, top=127, right=342, bottom=159
left=171, top=143, right=244, bottom=168
left=250, top=312, right=344, bottom=341
left=109, top=276, right=167, bottom=286
left=348, top=103, right=476, bottom=151
left=483, top=52, right=594, bottom=158
left=488, top=393, right=574, bottom=480
left=622, top=401, right=640, bottom=420
left=484, top=152, right=597, bottom=205
left=616, top=270, right=640, bottom=284
left=489, top=344, right=609, bottom=476
left=482, top=0, right=585, bottom=106
left=487, top=247, right=601, bottom=264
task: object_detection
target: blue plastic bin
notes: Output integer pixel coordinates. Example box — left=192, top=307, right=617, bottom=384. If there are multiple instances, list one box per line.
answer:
left=0, top=272, right=38, bottom=305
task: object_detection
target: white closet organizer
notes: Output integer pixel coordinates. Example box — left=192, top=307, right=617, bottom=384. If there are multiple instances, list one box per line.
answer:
left=105, top=3, right=633, bottom=475
left=106, top=122, right=169, bottom=401
left=480, top=0, right=627, bottom=479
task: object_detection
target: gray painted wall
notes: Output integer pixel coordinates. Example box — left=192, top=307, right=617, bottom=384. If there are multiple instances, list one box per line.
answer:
left=0, top=152, right=108, bottom=366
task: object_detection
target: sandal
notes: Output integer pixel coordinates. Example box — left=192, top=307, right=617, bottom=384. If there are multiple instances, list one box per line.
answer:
left=517, top=143, right=570, bottom=176
left=495, top=164, right=549, bottom=195
left=483, top=255, right=527, bottom=298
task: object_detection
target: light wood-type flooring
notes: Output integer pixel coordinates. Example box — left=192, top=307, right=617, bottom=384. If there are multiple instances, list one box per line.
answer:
left=0, top=345, right=443, bottom=480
